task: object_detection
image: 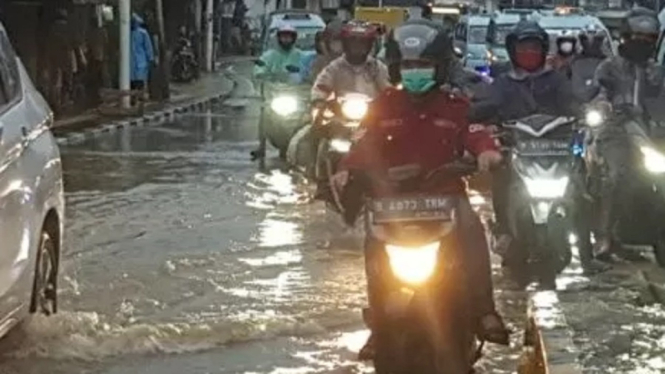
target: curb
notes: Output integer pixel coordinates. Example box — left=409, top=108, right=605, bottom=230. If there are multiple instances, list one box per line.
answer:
left=55, top=71, right=241, bottom=147
left=519, top=291, right=583, bottom=374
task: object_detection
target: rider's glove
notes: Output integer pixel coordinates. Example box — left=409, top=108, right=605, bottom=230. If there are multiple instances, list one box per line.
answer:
left=478, top=150, right=502, bottom=173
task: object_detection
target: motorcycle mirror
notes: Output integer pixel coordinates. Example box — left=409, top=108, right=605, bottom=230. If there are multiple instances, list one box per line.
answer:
left=254, top=59, right=266, bottom=67
left=285, top=65, right=301, bottom=73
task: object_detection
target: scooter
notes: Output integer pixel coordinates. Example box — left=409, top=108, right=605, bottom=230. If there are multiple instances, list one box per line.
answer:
left=340, top=161, right=486, bottom=374
left=497, top=114, right=585, bottom=287
left=582, top=105, right=665, bottom=267
left=251, top=60, right=308, bottom=168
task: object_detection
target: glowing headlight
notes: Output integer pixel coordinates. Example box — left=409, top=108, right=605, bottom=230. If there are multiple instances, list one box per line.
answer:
left=341, top=100, right=368, bottom=121
left=641, top=146, right=665, bottom=174
left=386, top=242, right=439, bottom=285
left=585, top=110, right=603, bottom=127
left=271, top=96, right=298, bottom=116
left=523, top=177, right=570, bottom=199
left=329, top=138, right=351, bottom=153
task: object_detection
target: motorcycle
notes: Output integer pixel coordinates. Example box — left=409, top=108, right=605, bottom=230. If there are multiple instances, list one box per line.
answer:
left=172, top=38, right=198, bottom=83
left=283, top=92, right=371, bottom=204
left=314, top=92, right=371, bottom=208
left=497, top=114, right=584, bottom=286
left=582, top=105, right=665, bottom=266
left=251, top=60, right=308, bottom=166
left=340, top=161, right=484, bottom=374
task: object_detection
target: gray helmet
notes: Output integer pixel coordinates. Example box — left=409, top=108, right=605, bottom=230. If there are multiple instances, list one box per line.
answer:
left=385, top=20, right=447, bottom=63
left=620, top=7, right=660, bottom=38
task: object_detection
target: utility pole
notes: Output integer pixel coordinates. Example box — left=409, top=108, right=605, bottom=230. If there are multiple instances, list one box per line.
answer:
left=119, top=0, right=131, bottom=109
left=195, top=0, right=203, bottom=71
left=155, top=0, right=170, bottom=99
left=205, top=0, right=214, bottom=72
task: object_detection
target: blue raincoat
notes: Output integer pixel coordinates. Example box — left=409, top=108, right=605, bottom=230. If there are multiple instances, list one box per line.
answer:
left=130, top=14, right=154, bottom=82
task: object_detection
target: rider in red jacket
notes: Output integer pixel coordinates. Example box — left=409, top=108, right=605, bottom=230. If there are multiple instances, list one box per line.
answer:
left=338, top=87, right=497, bottom=195
left=333, top=21, right=508, bottom=360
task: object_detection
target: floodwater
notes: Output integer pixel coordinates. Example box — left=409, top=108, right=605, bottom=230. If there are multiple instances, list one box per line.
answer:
left=0, top=66, right=525, bottom=374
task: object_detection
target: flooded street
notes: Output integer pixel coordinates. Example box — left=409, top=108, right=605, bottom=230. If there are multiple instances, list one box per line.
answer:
left=0, top=66, right=521, bottom=373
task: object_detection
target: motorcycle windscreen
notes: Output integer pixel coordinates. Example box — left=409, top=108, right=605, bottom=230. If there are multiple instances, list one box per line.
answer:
left=570, top=58, right=602, bottom=103
left=510, top=114, right=574, bottom=135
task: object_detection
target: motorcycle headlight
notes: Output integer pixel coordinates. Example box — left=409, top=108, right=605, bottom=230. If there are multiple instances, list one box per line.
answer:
left=330, top=138, right=351, bottom=153
left=585, top=110, right=604, bottom=127
left=271, top=96, right=298, bottom=116
left=341, top=100, right=368, bottom=121
left=523, top=177, right=570, bottom=199
left=385, top=242, right=439, bottom=285
left=641, top=146, right=665, bottom=174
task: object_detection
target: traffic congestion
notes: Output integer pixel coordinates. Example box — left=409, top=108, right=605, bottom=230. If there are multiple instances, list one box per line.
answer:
left=0, top=1, right=665, bottom=373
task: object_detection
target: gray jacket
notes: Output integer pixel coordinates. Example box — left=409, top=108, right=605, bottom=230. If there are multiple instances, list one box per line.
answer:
left=594, top=55, right=664, bottom=112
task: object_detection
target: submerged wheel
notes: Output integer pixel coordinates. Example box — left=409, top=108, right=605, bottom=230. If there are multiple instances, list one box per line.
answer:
left=30, top=230, right=58, bottom=315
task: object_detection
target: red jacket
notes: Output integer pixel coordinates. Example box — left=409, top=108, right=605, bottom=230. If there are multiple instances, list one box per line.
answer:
left=339, top=87, right=497, bottom=196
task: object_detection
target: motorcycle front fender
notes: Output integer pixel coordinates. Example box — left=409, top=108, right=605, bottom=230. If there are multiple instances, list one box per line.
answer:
left=528, top=200, right=554, bottom=225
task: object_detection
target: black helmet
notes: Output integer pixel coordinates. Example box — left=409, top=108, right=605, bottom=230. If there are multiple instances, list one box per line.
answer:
left=620, top=7, right=660, bottom=39
left=505, top=20, right=549, bottom=62
left=385, top=20, right=447, bottom=64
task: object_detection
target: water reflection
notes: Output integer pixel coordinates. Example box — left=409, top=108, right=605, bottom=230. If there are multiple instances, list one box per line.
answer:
left=257, top=219, right=303, bottom=248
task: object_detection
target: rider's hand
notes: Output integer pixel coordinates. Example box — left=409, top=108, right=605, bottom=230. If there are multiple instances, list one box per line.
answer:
left=478, top=150, right=502, bottom=172
left=331, top=170, right=349, bottom=191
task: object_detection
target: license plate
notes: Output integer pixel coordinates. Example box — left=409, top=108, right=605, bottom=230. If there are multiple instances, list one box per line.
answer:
left=371, top=196, right=454, bottom=223
left=517, top=139, right=570, bottom=155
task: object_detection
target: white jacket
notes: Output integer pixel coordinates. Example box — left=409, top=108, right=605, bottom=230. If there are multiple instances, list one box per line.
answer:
left=311, top=56, right=391, bottom=100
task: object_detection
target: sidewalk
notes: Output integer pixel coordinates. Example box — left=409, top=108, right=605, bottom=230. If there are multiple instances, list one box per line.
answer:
left=52, top=59, right=248, bottom=134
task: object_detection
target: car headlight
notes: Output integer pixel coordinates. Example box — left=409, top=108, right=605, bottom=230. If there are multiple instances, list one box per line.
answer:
left=523, top=177, right=570, bottom=199
left=341, top=100, right=368, bottom=121
left=271, top=96, right=298, bottom=116
left=641, top=146, right=665, bottom=174
left=585, top=110, right=604, bottom=127
left=386, top=242, right=439, bottom=285
left=329, top=138, right=351, bottom=153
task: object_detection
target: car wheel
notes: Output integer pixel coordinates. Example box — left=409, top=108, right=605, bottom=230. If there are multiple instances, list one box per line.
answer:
left=30, top=231, right=58, bottom=316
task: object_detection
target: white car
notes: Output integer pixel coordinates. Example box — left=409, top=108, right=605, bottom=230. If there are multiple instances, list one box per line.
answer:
left=0, top=23, right=64, bottom=336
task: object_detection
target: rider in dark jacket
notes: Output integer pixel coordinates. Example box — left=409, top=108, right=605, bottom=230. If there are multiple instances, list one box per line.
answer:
left=591, top=7, right=664, bottom=261
left=469, top=21, right=608, bottom=277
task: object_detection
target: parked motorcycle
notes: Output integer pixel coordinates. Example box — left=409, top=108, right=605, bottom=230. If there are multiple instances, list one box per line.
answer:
left=582, top=106, right=665, bottom=266
left=172, top=38, right=198, bottom=83
left=497, top=114, right=584, bottom=287
left=340, top=161, right=483, bottom=374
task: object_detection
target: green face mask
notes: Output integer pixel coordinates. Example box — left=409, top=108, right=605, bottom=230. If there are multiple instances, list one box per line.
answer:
left=400, top=68, right=436, bottom=93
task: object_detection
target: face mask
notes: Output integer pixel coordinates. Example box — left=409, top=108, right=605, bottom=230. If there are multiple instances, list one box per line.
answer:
left=559, top=41, right=574, bottom=55
left=619, top=39, right=655, bottom=64
left=329, top=41, right=343, bottom=55
left=400, top=68, right=436, bottom=93
left=514, top=50, right=544, bottom=72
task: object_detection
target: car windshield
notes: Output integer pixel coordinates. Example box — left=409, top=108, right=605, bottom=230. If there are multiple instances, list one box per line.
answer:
left=493, top=24, right=516, bottom=46
left=468, top=26, right=488, bottom=44
left=268, top=27, right=320, bottom=51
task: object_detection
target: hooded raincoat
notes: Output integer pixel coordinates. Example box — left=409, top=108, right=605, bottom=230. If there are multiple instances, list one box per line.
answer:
left=130, top=14, right=154, bottom=83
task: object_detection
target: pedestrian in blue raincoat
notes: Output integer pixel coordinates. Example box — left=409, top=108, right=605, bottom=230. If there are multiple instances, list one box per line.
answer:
left=130, top=14, right=155, bottom=92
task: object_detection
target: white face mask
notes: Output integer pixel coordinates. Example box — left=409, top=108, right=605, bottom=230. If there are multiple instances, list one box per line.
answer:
left=329, top=41, right=343, bottom=54
left=560, top=41, right=574, bottom=54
